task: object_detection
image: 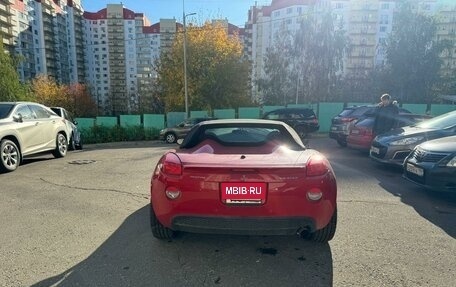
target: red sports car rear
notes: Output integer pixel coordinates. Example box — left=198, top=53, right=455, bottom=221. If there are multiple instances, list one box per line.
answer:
left=150, top=120, right=337, bottom=242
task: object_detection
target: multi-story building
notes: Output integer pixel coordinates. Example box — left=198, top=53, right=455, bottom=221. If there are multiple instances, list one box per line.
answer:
left=84, top=4, right=182, bottom=115
left=435, top=1, right=456, bottom=77
left=244, top=0, right=456, bottom=102
left=0, top=0, right=15, bottom=52
left=6, top=0, right=85, bottom=83
left=244, top=0, right=323, bottom=102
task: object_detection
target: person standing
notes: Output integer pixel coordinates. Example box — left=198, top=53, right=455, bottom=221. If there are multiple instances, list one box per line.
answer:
left=372, top=93, right=399, bottom=135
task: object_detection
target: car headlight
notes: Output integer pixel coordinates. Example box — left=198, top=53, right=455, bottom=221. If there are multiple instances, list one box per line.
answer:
left=447, top=155, right=456, bottom=167
left=389, top=136, right=424, bottom=146
left=159, top=129, right=165, bottom=135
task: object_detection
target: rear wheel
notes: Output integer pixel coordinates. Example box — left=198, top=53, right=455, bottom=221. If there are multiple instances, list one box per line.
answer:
left=0, top=139, right=21, bottom=173
left=150, top=205, right=174, bottom=240
left=68, top=134, right=76, bottom=151
left=165, top=133, right=177, bottom=144
left=52, top=133, right=68, bottom=158
left=295, top=126, right=308, bottom=139
left=305, top=209, right=337, bottom=243
left=337, top=138, right=347, bottom=147
left=75, top=138, right=83, bottom=150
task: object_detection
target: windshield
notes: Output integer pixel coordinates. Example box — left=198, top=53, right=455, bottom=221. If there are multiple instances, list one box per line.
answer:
left=0, top=104, right=14, bottom=119
left=415, top=111, right=456, bottom=130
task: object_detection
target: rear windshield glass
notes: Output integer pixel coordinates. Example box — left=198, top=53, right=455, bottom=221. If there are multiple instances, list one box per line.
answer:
left=356, top=118, right=374, bottom=127
left=0, top=104, right=14, bottom=119
left=181, top=123, right=305, bottom=150
left=338, top=109, right=355, bottom=117
left=351, top=107, right=372, bottom=117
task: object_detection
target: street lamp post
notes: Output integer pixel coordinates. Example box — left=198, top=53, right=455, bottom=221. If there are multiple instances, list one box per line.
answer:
left=183, top=3, right=196, bottom=119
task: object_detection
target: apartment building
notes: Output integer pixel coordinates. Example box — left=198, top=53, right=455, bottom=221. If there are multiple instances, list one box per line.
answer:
left=83, top=4, right=181, bottom=115
left=244, top=0, right=456, bottom=101
left=0, top=0, right=15, bottom=52
left=5, top=0, right=85, bottom=83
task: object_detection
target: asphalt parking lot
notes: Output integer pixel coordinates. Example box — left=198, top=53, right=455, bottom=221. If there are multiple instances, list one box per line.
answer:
left=0, top=137, right=455, bottom=287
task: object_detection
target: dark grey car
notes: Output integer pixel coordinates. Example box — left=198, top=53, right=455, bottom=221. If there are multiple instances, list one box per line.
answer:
left=160, top=117, right=216, bottom=143
left=370, top=110, right=456, bottom=166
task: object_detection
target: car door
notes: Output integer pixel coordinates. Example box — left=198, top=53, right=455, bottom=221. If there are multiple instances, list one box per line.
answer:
left=28, top=104, right=58, bottom=148
left=12, top=104, right=43, bottom=154
left=176, top=119, right=196, bottom=138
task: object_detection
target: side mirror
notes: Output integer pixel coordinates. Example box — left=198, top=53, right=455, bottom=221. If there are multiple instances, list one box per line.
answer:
left=178, top=123, right=185, bottom=128
left=177, top=139, right=184, bottom=145
left=73, top=120, right=78, bottom=125
left=13, top=113, right=23, bottom=123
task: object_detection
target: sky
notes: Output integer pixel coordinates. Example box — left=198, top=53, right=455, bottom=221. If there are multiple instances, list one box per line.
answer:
left=82, top=0, right=273, bottom=27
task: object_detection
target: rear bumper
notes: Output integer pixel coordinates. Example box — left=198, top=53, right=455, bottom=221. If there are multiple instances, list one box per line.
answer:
left=171, top=216, right=316, bottom=235
left=347, top=136, right=372, bottom=151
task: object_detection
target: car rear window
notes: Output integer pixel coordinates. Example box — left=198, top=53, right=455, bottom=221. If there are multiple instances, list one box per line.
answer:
left=350, top=107, right=372, bottom=117
left=338, top=108, right=355, bottom=117
left=0, top=104, right=14, bottom=119
left=356, top=118, right=374, bottom=127
left=181, top=123, right=305, bottom=150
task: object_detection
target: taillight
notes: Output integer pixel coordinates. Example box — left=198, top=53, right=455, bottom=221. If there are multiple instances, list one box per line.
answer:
left=341, top=117, right=355, bottom=123
left=162, top=153, right=182, bottom=175
left=306, top=154, right=329, bottom=177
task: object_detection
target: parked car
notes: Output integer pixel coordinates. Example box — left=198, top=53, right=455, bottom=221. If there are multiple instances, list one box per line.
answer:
left=0, top=102, right=69, bottom=173
left=50, top=107, right=83, bottom=150
left=262, top=108, right=319, bottom=138
left=370, top=110, right=456, bottom=166
left=150, top=119, right=337, bottom=242
left=403, top=135, right=456, bottom=193
left=347, top=113, right=432, bottom=152
left=160, top=117, right=216, bottom=144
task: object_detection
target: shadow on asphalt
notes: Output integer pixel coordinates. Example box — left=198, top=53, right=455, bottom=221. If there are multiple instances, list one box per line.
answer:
left=321, top=138, right=456, bottom=239
left=31, top=205, right=333, bottom=287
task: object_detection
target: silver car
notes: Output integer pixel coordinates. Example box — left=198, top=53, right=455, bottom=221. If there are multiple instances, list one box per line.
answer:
left=0, top=102, right=69, bottom=173
left=370, top=110, right=456, bottom=166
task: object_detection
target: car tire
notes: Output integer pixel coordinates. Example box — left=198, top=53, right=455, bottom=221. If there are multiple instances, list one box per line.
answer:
left=337, top=139, right=347, bottom=147
left=305, top=209, right=337, bottom=243
left=165, top=133, right=177, bottom=144
left=0, top=139, right=21, bottom=173
left=69, top=134, right=76, bottom=151
left=295, top=126, right=308, bottom=139
left=52, top=133, right=68, bottom=158
left=75, top=137, right=83, bottom=150
left=150, top=205, right=175, bottom=240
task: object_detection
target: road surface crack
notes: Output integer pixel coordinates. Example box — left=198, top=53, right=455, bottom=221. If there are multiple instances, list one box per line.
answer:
left=40, top=178, right=148, bottom=199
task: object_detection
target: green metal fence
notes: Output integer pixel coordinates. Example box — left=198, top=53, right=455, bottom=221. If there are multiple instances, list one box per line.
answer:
left=75, top=103, right=455, bottom=135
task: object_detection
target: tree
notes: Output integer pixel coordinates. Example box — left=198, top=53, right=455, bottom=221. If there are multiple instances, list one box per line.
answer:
left=257, top=30, right=295, bottom=105
left=294, top=13, right=347, bottom=102
left=30, top=75, right=69, bottom=107
left=384, top=1, right=449, bottom=103
left=258, top=12, right=348, bottom=105
left=65, top=83, right=97, bottom=117
left=155, top=22, right=252, bottom=112
left=0, top=42, right=29, bottom=101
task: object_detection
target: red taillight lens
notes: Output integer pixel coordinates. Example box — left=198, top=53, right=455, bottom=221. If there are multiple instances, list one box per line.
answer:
left=306, top=154, right=329, bottom=177
left=341, top=117, right=355, bottom=123
left=162, top=153, right=182, bottom=175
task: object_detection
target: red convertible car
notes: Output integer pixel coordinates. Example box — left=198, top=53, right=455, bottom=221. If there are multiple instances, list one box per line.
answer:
left=150, top=119, right=337, bottom=242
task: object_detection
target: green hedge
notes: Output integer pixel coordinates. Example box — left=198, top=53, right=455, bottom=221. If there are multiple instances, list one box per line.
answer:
left=81, top=125, right=160, bottom=144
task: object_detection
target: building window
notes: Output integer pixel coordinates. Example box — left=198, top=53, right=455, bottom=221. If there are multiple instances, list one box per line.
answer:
left=379, top=26, right=387, bottom=32
left=380, top=14, right=389, bottom=24
left=297, top=7, right=302, bottom=14
left=287, top=8, right=292, bottom=14
left=381, top=3, right=389, bottom=10
left=336, top=3, right=343, bottom=9
left=274, top=11, right=280, bottom=17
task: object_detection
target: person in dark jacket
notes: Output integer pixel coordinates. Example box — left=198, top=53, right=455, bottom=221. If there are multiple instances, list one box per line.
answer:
left=373, top=93, right=399, bottom=135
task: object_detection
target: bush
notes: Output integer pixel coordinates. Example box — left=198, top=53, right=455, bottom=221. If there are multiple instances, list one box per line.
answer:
left=81, top=125, right=160, bottom=144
